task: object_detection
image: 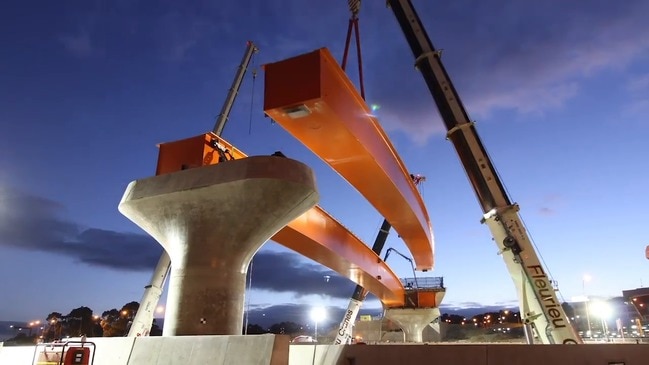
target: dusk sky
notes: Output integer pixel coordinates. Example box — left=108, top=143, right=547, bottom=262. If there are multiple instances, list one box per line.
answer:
left=1, top=0, right=648, bottom=330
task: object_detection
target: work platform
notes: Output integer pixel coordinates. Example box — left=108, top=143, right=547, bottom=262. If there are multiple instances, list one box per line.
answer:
left=395, top=277, right=446, bottom=309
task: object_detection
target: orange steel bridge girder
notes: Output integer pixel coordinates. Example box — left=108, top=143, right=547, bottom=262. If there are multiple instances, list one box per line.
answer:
left=263, top=48, right=434, bottom=270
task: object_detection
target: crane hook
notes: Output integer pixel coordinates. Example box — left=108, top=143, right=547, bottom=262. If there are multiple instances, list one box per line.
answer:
left=348, top=0, right=361, bottom=17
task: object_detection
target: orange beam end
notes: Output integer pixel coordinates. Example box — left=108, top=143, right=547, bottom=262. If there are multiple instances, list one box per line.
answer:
left=263, top=48, right=434, bottom=270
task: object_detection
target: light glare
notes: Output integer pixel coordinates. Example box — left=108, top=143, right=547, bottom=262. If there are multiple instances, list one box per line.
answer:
left=310, top=307, right=326, bottom=322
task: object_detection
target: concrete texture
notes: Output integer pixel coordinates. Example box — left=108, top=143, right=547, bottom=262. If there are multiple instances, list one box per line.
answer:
left=119, top=156, right=318, bottom=335
left=384, top=307, right=441, bottom=343
left=128, top=335, right=288, bottom=365
left=0, top=344, right=34, bottom=364
left=89, top=337, right=137, bottom=365
left=1, top=335, right=288, bottom=365
left=427, top=321, right=442, bottom=342
left=289, top=343, right=649, bottom=365
left=349, top=317, right=443, bottom=343
left=289, top=345, right=345, bottom=365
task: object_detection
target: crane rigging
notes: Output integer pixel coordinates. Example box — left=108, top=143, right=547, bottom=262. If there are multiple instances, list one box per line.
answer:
left=213, top=41, right=259, bottom=136
left=386, top=0, right=582, bottom=344
left=383, top=247, right=419, bottom=289
left=334, top=1, right=432, bottom=344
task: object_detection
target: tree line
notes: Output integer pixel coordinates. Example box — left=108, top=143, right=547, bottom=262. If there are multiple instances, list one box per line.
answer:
left=7, top=303, right=553, bottom=345
left=6, top=301, right=161, bottom=344
left=5, top=301, right=309, bottom=345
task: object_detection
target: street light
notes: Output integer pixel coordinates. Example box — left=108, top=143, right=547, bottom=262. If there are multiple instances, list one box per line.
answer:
left=10, top=320, right=41, bottom=337
left=310, top=307, right=326, bottom=342
left=590, top=300, right=613, bottom=341
left=582, top=274, right=592, bottom=337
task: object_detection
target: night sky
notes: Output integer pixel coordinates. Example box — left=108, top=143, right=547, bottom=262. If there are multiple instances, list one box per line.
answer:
left=1, top=0, right=648, bottom=330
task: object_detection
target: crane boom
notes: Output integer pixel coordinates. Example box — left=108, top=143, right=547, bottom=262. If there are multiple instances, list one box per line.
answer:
left=213, top=41, right=259, bottom=136
left=127, top=253, right=170, bottom=337
left=387, top=0, right=581, bottom=344
left=334, top=219, right=391, bottom=344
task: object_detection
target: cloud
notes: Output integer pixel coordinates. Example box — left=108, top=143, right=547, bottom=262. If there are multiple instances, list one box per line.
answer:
left=0, top=188, right=363, bottom=297
left=360, top=0, right=649, bottom=142
left=624, top=73, right=649, bottom=119
left=440, top=302, right=519, bottom=318
left=626, top=73, right=649, bottom=93
left=42, top=0, right=649, bottom=141
left=249, top=250, right=356, bottom=299
left=0, top=187, right=161, bottom=271
left=625, top=99, right=649, bottom=117
left=245, top=303, right=355, bottom=328
left=441, top=301, right=486, bottom=310
left=0, top=189, right=376, bottom=301
left=245, top=302, right=523, bottom=327
left=245, top=303, right=387, bottom=329
left=58, top=31, right=94, bottom=57
left=156, top=12, right=221, bottom=62
left=538, top=207, right=555, bottom=216
left=536, top=193, right=563, bottom=216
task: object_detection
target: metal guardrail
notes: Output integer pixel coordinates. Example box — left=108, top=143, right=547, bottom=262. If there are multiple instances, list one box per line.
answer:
left=32, top=340, right=95, bottom=365
left=401, top=277, right=444, bottom=289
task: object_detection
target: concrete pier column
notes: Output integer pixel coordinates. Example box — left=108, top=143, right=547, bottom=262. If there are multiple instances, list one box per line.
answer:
left=384, top=307, right=440, bottom=343
left=426, top=318, right=442, bottom=342
left=119, top=156, right=318, bottom=336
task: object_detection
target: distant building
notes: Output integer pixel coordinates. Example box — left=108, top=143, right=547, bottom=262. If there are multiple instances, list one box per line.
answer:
left=622, top=287, right=649, bottom=322
left=566, top=287, right=649, bottom=338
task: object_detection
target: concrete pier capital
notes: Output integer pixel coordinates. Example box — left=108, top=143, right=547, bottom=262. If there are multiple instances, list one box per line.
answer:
left=384, top=307, right=441, bottom=343
left=119, top=156, right=318, bottom=335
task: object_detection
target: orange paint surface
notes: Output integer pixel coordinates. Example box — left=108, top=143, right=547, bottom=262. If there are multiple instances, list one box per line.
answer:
left=263, top=48, right=434, bottom=270
left=156, top=133, right=246, bottom=175
left=397, top=289, right=444, bottom=309
left=414, top=290, right=442, bottom=308
left=156, top=133, right=404, bottom=305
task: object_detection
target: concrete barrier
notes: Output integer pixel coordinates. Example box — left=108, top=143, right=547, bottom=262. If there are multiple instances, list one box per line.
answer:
left=89, top=337, right=136, bottom=365
left=288, top=345, right=346, bottom=365
left=487, top=343, right=647, bottom=365
left=4, top=338, right=649, bottom=365
left=288, top=344, right=487, bottom=365
left=0, top=335, right=288, bottom=365
left=286, top=343, right=649, bottom=365
left=129, top=334, right=287, bottom=365
left=0, top=343, right=34, bottom=364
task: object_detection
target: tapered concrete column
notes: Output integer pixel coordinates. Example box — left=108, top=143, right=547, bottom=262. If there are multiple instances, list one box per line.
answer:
left=426, top=319, right=442, bottom=342
left=119, top=156, right=318, bottom=336
left=384, top=307, right=440, bottom=343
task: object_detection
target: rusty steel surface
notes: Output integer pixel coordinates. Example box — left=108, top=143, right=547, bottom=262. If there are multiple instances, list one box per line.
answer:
left=263, top=48, right=434, bottom=270
left=156, top=133, right=404, bottom=306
